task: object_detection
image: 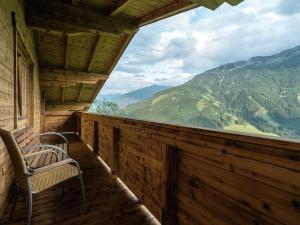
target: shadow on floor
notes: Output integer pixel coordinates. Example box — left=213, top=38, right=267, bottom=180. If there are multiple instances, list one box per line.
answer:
left=0, top=138, right=159, bottom=225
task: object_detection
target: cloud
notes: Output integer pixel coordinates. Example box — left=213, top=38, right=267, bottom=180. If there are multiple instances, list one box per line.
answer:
left=276, top=0, right=300, bottom=15
left=99, top=0, right=300, bottom=94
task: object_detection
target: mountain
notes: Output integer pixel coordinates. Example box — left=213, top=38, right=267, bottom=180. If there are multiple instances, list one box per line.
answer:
left=125, top=45, right=300, bottom=138
left=100, top=93, right=122, bottom=102
left=111, top=85, right=170, bottom=108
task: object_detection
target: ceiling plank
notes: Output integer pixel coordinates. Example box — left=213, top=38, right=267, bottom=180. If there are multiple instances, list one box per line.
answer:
left=40, top=68, right=108, bottom=87
left=88, top=34, right=101, bottom=72
left=77, top=84, right=85, bottom=102
left=106, top=33, right=135, bottom=75
left=136, top=0, right=198, bottom=27
left=25, top=0, right=138, bottom=35
left=109, top=0, right=133, bottom=16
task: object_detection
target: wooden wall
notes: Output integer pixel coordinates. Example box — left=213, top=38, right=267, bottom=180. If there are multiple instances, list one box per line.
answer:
left=79, top=113, right=300, bottom=225
left=42, top=111, right=77, bottom=132
left=0, top=0, right=40, bottom=217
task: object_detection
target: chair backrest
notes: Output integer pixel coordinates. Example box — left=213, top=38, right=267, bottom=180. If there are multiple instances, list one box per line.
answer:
left=13, top=126, right=36, bottom=149
left=0, top=128, right=29, bottom=181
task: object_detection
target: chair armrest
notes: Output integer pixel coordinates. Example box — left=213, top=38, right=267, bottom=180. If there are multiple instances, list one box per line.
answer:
left=31, top=158, right=81, bottom=174
left=39, top=132, right=68, bottom=143
left=59, top=132, right=79, bottom=136
left=38, top=132, right=69, bottom=153
left=23, top=149, right=58, bottom=159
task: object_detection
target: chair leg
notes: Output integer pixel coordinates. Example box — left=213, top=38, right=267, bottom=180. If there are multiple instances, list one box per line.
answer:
left=9, top=182, right=19, bottom=221
left=78, top=173, right=86, bottom=212
left=26, top=189, right=32, bottom=225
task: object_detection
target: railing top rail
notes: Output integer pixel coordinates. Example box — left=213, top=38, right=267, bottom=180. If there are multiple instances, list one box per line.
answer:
left=78, top=112, right=300, bottom=152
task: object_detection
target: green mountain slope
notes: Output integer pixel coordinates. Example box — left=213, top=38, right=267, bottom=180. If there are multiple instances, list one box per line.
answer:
left=107, top=85, right=170, bottom=108
left=125, top=45, right=300, bottom=138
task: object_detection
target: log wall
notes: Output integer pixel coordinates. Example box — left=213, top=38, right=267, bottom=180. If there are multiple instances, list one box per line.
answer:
left=79, top=113, right=300, bottom=225
left=0, top=0, right=40, bottom=217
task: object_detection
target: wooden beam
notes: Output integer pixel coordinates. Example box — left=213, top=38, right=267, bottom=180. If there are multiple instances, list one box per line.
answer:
left=25, top=0, right=138, bottom=35
left=106, top=33, right=135, bottom=75
left=77, top=84, right=85, bottom=102
left=45, top=102, right=91, bottom=111
left=65, top=34, right=71, bottom=70
left=109, top=0, right=132, bottom=16
left=162, top=145, right=179, bottom=225
left=89, top=81, right=104, bottom=103
left=40, top=68, right=108, bottom=87
left=87, top=33, right=135, bottom=104
left=87, top=34, right=101, bottom=72
left=136, top=0, right=198, bottom=27
left=112, top=127, right=120, bottom=176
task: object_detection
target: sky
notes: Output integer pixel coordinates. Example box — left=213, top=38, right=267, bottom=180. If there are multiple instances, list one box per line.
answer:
left=99, top=0, right=300, bottom=95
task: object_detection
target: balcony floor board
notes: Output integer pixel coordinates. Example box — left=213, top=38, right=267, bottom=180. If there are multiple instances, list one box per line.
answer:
left=0, top=137, right=159, bottom=225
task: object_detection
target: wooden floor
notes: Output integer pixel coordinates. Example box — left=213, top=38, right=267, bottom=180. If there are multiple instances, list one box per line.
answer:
left=0, top=138, right=160, bottom=225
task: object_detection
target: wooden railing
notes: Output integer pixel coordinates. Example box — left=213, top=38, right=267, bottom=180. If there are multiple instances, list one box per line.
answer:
left=77, top=112, right=300, bottom=225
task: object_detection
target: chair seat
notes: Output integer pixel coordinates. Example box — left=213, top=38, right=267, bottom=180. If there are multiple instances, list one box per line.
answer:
left=30, top=164, right=78, bottom=193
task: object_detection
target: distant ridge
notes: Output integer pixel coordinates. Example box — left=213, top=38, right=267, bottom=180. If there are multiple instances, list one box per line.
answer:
left=101, top=85, right=171, bottom=108
left=125, top=45, right=300, bottom=138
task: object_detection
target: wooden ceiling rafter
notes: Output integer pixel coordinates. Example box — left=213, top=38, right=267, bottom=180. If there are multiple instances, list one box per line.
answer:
left=135, top=0, right=198, bottom=27
left=31, top=0, right=244, bottom=109
left=90, top=81, right=104, bottom=103
left=87, top=34, right=102, bottom=72
left=64, top=34, right=71, bottom=70
left=106, top=33, right=135, bottom=75
left=109, top=0, right=133, bottom=16
left=45, top=102, right=91, bottom=111
left=39, top=68, right=108, bottom=87
left=25, top=0, right=138, bottom=35
left=77, top=84, right=85, bottom=102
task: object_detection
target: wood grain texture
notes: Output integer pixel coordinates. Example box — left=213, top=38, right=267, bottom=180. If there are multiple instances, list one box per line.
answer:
left=78, top=113, right=300, bottom=225
left=0, top=137, right=160, bottom=225
left=0, top=0, right=40, bottom=217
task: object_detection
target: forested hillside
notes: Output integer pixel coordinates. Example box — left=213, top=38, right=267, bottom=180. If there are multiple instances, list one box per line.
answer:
left=125, top=45, right=300, bottom=138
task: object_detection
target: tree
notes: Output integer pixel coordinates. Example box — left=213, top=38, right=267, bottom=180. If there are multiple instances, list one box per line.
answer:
left=89, top=99, right=125, bottom=116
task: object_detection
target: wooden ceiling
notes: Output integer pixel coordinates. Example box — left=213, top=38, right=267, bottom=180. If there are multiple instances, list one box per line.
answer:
left=25, top=0, right=243, bottom=111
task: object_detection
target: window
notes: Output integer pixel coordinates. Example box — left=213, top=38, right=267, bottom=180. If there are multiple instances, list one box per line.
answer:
left=17, top=51, right=33, bottom=121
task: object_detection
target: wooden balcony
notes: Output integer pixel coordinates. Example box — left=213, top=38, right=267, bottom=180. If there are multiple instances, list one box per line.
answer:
left=1, top=113, right=300, bottom=224
left=74, top=113, right=300, bottom=225
left=1, top=0, right=300, bottom=224
left=0, top=135, right=159, bottom=225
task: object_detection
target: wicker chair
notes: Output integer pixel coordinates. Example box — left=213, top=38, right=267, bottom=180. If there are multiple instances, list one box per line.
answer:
left=0, top=128, right=86, bottom=225
left=13, top=127, right=78, bottom=169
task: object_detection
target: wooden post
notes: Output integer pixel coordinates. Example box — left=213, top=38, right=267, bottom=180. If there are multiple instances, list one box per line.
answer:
left=112, top=127, right=120, bottom=176
left=80, top=115, right=86, bottom=143
left=93, top=121, right=99, bottom=155
left=76, top=115, right=81, bottom=135
left=12, top=12, right=18, bottom=129
left=162, top=145, right=179, bottom=225
left=40, top=91, right=46, bottom=132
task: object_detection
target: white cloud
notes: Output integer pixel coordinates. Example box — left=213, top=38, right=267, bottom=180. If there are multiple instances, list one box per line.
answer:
left=99, top=0, right=300, bottom=95
left=243, top=6, right=257, bottom=14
